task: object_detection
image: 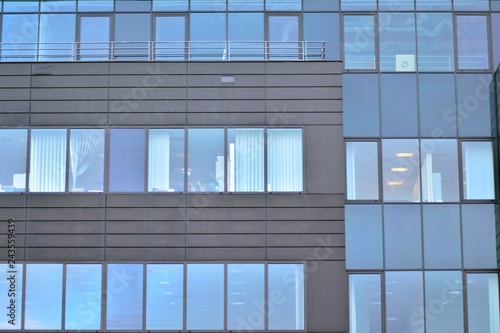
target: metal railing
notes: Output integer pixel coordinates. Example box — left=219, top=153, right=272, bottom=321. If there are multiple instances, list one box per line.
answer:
left=0, top=41, right=325, bottom=62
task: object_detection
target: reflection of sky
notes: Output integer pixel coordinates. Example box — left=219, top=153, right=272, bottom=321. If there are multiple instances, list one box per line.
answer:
left=0, top=264, right=23, bottom=330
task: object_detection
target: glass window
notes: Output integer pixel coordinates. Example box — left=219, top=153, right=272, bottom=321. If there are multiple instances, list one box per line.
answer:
left=227, top=264, right=265, bottom=330
left=345, top=205, right=383, bottom=269
left=40, top=0, right=76, bottom=12
left=346, top=142, right=379, bottom=200
left=343, top=74, right=379, bottom=137
left=268, top=264, right=304, bottom=330
left=379, top=0, right=414, bottom=10
left=25, top=264, right=63, bottom=330
left=187, top=264, right=224, bottom=330
left=304, top=0, right=339, bottom=11
left=423, top=205, right=461, bottom=268
left=1, top=14, right=38, bottom=61
left=454, top=0, right=489, bottom=10
left=69, top=129, right=104, bottom=192
left=382, top=139, right=420, bottom=202
left=379, top=14, right=416, bottom=72
left=462, top=204, right=497, bottom=268
left=191, top=0, right=226, bottom=11
left=268, top=15, right=300, bottom=60
left=385, top=272, right=423, bottom=333
left=106, top=264, right=143, bottom=330
left=0, top=264, right=23, bottom=330
left=418, top=74, right=456, bottom=137
left=267, top=129, right=303, bottom=192
left=420, top=139, right=459, bottom=202
left=380, top=74, right=418, bottom=137
left=417, top=13, right=454, bottom=71
left=456, top=74, right=493, bottom=137
left=78, top=0, right=114, bottom=11
left=416, top=0, right=451, bottom=10
left=457, top=16, right=489, bottom=70
left=228, top=13, right=264, bottom=60
left=341, top=0, right=376, bottom=10
left=492, top=14, right=500, bottom=69
left=466, top=274, right=500, bottom=333
left=65, top=264, right=102, bottom=330
left=3, top=0, right=39, bottom=12
left=115, top=0, right=151, bottom=11
left=39, top=14, right=76, bottom=61
left=114, top=14, right=151, bottom=60
left=304, top=13, right=339, bottom=60
left=148, top=129, right=185, bottom=192
left=78, top=16, right=111, bottom=60
left=29, top=129, right=67, bottom=192
left=155, top=16, right=186, bottom=60
left=0, top=129, right=27, bottom=193
left=109, top=129, right=146, bottom=192
left=153, top=0, right=188, bottom=11
left=190, top=13, right=226, bottom=60
left=384, top=205, right=422, bottom=269
left=146, top=264, right=184, bottom=330
left=343, top=15, right=376, bottom=70
left=227, top=129, right=264, bottom=192
left=187, top=129, right=224, bottom=192
left=228, top=0, right=263, bottom=11
left=266, top=0, right=301, bottom=11
left=424, top=271, right=464, bottom=333
left=349, top=274, right=381, bottom=333
left=462, top=141, right=494, bottom=200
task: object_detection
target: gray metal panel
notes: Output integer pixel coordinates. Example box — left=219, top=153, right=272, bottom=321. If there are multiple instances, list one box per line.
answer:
left=0, top=89, right=31, bottom=100
left=187, top=87, right=266, bottom=100
left=265, top=61, right=343, bottom=74
left=108, top=112, right=187, bottom=126
left=0, top=76, right=30, bottom=87
left=187, top=113, right=266, bottom=125
left=186, top=221, right=266, bottom=234
left=1, top=114, right=28, bottom=126
left=266, top=74, right=342, bottom=87
left=267, top=234, right=344, bottom=247
left=106, top=221, right=185, bottom=234
left=30, top=100, right=109, bottom=112
left=0, top=63, right=31, bottom=75
left=187, top=74, right=266, bottom=87
left=0, top=101, right=30, bottom=112
left=266, top=99, right=342, bottom=112
left=27, top=208, right=105, bottom=221
left=267, top=220, right=345, bottom=234
left=106, top=248, right=185, bottom=261
left=187, top=62, right=266, bottom=75
left=27, top=221, right=105, bottom=234
left=26, top=248, right=105, bottom=261
left=109, top=62, right=186, bottom=75
left=186, top=247, right=266, bottom=260
left=267, top=247, right=345, bottom=260
left=109, top=74, right=187, bottom=87
left=107, top=194, right=186, bottom=207
left=267, top=207, right=343, bottom=220
left=31, top=88, right=109, bottom=100
left=32, top=75, right=109, bottom=88
left=187, top=100, right=266, bottom=112
left=187, top=234, right=266, bottom=247
left=26, top=234, right=105, bottom=247
left=27, top=194, right=105, bottom=207
left=109, top=87, right=186, bottom=99
left=106, top=234, right=185, bottom=247
left=185, top=208, right=266, bottom=221
left=0, top=195, right=26, bottom=207
left=30, top=113, right=108, bottom=126
left=106, top=207, right=185, bottom=221
left=32, top=62, right=109, bottom=75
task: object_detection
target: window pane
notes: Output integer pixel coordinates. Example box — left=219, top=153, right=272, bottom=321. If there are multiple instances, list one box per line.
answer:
left=418, top=74, right=456, bottom=137
left=344, top=15, right=376, bottom=70
left=3, top=0, right=39, bottom=12
left=380, top=74, right=418, bottom=137
left=106, top=264, right=143, bottom=330
left=454, top=0, right=489, bottom=10
left=0, top=264, right=23, bottom=330
left=228, top=129, right=264, bottom=192
left=266, top=0, right=301, bottom=10
left=115, top=0, right=151, bottom=11
left=384, top=205, right=422, bottom=269
left=267, top=129, right=303, bottom=192
left=187, top=264, right=224, bottom=330
left=345, top=205, right=383, bottom=269
left=146, top=264, right=183, bottom=330
left=349, top=274, right=381, bottom=333
left=457, top=16, right=489, bottom=70
left=79, top=16, right=110, bottom=60
left=191, top=0, right=226, bottom=11
left=417, top=13, right=454, bottom=71
left=155, top=16, right=186, bottom=60
left=343, top=74, right=379, bottom=137
left=341, top=0, right=376, bottom=10
left=467, top=274, right=500, bottom=333
left=114, top=14, right=151, bottom=60
left=228, top=13, right=264, bottom=60
left=227, top=264, right=265, bottom=330
left=190, top=13, right=226, bottom=60
left=39, top=14, right=76, bottom=61
left=109, top=129, right=146, bottom=192
left=268, top=16, right=300, bottom=60
left=78, top=0, right=114, bottom=11
left=41, top=0, right=76, bottom=12
left=153, top=0, right=188, bottom=11
left=25, top=264, right=63, bottom=329
left=380, top=14, right=416, bottom=72
left=379, top=0, right=414, bottom=10
left=1, top=14, right=38, bottom=61
left=188, top=129, right=224, bottom=192
left=148, top=129, right=185, bottom=192
left=421, top=139, right=459, bottom=202
left=382, top=139, right=420, bottom=202
left=416, top=0, right=451, bottom=10
left=346, top=142, right=378, bottom=200
left=304, top=13, right=339, bottom=60
left=386, top=272, right=423, bottom=333
left=425, top=271, right=464, bottom=333
left=69, top=129, right=104, bottom=192
left=0, top=129, right=27, bottom=193
left=229, top=0, right=263, bottom=11
left=29, top=129, right=67, bottom=192
left=268, top=264, right=304, bottom=330
left=423, top=205, right=461, bottom=268
left=462, top=141, right=494, bottom=200
left=492, top=14, right=500, bottom=68
left=65, top=264, right=102, bottom=330
left=462, top=204, right=497, bottom=268
left=304, top=0, right=339, bottom=10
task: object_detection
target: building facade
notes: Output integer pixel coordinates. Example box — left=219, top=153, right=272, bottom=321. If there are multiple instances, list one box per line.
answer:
left=0, top=0, right=499, bottom=332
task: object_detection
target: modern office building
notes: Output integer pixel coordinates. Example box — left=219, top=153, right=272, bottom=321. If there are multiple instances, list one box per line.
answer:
left=0, top=0, right=499, bottom=332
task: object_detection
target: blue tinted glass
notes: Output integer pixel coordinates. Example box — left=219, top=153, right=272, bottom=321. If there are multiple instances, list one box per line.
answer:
left=457, top=16, right=489, bottom=70
left=379, top=0, right=414, bottom=10
left=268, top=16, right=300, bottom=60
left=423, top=205, right=461, bottom=268
left=341, top=0, right=376, bottom=10
left=462, top=142, right=495, bottom=200
left=346, top=142, right=379, bottom=200
left=0, top=264, right=23, bottom=330
left=155, top=16, right=185, bottom=60
left=268, top=264, right=304, bottom=330
left=349, top=274, right=381, bottom=333
left=229, top=0, right=263, bottom=11
left=153, top=0, right=188, bottom=11
left=146, top=264, right=184, bottom=330
left=386, top=272, right=423, bottom=333
left=191, top=0, right=226, bottom=11
left=304, top=13, right=339, bottom=60
left=343, top=74, right=379, bottom=137
left=79, top=16, right=110, bottom=60
left=454, top=0, right=489, bottom=10
left=78, top=0, right=114, bottom=11
left=462, top=205, right=497, bottom=268
left=114, top=14, right=151, bottom=60
left=41, top=0, right=76, bottom=12
left=345, top=205, right=383, bottom=269
left=417, top=13, right=454, bottom=71
left=69, top=129, right=105, bottom=192
left=228, top=13, right=264, bottom=60
left=467, top=274, right=500, bottom=333
left=188, top=129, right=224, bottom=192
left=65, top=264, right=102, bottom=330
left=109, top=129, right=146, bottom=192
left=106, top=264, right=143, bottom=330
left=267, top=129, right=303, bottom=192
left=39, top=14, right=76, bottom=61
left=25, top=264, right=63, bottom=329
left=3, top=0, right=39, bottom=12
left=190, top=13, right=226, bottom=60
left=416, top=0, right=451, bottom=10
left=266, top=0, right=301, bottom=10
left=379, top=14, right=416, bottom=72
left=0, top=129, right=27, bottom=193
left=492, top=14, right=500, bottom=68
left=227, top=264, right=265, bottom=330
left=187, top=264, right=224, bottom=330
left=1, top=14, right=38, bottom=61
left=344, top=15, right=376, bottom=70
left=115, top=0, right=151, bottom=11
left=304, top=0, right=339, bottom=10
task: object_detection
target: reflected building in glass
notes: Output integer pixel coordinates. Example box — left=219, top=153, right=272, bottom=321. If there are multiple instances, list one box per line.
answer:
left=0, top=0, right=499, bottom=332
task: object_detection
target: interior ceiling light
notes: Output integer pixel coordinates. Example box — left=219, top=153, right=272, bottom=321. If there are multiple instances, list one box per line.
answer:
left=387, top=181, right=403, bottom=186
left=391, top=167, right=409, bottom=172
left=396, top=152, right=414, bottom=157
